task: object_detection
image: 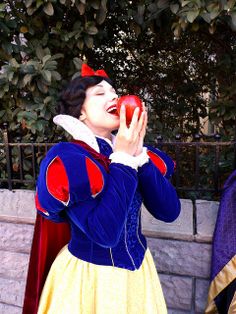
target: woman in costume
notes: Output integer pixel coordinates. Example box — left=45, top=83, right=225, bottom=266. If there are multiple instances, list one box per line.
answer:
left=29, top=64, right=181, bottom=314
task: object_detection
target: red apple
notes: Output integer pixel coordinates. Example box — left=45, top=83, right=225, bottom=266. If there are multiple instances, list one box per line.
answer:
left=116, top=95, right=143, bottom=125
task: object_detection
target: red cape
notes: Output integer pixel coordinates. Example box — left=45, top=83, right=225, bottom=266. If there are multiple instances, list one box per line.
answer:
left=23, top=215, right=71, bottom=314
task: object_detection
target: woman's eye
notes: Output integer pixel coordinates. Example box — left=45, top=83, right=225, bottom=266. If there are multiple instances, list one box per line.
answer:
left=96, top=93, right=105, bottom=95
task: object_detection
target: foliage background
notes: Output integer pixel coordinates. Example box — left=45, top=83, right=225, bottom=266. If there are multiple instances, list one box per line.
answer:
left=0, top=0, right=236, bottom=196
left=0, top=0, right=236, bottom=142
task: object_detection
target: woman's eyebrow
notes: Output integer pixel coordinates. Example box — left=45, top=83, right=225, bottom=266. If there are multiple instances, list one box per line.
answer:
left=95, top=84, right=103, bottom=88
left=92, top=85, right=104, bottom=91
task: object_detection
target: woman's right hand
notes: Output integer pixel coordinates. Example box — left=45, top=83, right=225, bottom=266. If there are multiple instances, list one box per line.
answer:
left=113, top=105, right=146, bottom=156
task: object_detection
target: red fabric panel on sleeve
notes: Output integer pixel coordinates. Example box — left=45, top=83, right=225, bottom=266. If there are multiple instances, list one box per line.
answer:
left=46, top=156, right=69, bottom=203
left=35, top=192, right=49, bottom=216
left=85, top=157, right=104, bottom=196
left=147, top=150, right=167, bottom=176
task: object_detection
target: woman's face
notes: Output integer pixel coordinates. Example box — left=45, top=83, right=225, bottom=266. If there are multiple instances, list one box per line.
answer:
left=80, top=80, right=119, bottom=138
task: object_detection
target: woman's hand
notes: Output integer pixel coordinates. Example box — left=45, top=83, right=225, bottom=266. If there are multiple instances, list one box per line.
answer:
left=134, top=103, right=148, bottom=156
left=113, top=105, right=147, bottom=156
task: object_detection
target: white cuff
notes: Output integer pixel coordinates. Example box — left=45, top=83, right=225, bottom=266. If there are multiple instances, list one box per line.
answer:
left=109, top=148, right=149, bottom=171
left=135, top=147, right=150, bottom=167
left=109, top=152, right=140, bottom=170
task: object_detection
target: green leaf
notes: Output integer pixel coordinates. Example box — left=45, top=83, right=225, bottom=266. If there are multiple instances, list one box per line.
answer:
left=0, top=90, right=6, bottom=98
left=209, top=23, right=216, bottom=34
left=37, top=79, right=49, bottom=93
left=90, top=0, right=100, bottom=10
left=138, top=5, right=145, bottom=16
left=84, top=35, right=94, bottom=48
left=77, top=3, right=86, bottom=15
left=101, top=0, right=107, bottom=9
left=43, top=2, right=54, bottom=16
left=25, top=0, right=33, bottom=8
left=44, top=96, right=52, bottom=104
left=7, top=19, right=17, bottom=29
left=228, top=0, right=236, bottom=9
left=42, top=55, right=51, bottom=66
left=9, top=58, right=20, bottom=68
left=23, top=74, right=33, bottom=86
left=170, top=4, right=179, bottom=14
left=231, top=12, right=236, bottom=26
left=19, top=111, right=38, bottom=120
left=200, top=12, right=211, bottom=23
left=44, top=60, right=57, bottom=71
left=2, top=42, right=13, bottom=54
left=130, top=22, right=141, bottom=36
left=36, top=46, right=45, bottom=60
left=41, top=70, right=52, bottom=84
left=0, top=110, right=6, bottom=118
left=51, top=71, right=61, bottom=81
left=147, top=3, right=157, bottom=12
left=20, top=64, right=36, bottom=75
left=173, top=24, right=181, bottom=37
left=27, top=6, right=37, bottom=16
left=210, top=10, right=220, bottom=20
left=187, top=10, right=199, bottom=23
left=35, top=120, right=44, bottom=131
left=50, top=53, right=64, bottom=61
left=72, top=71, right=81, bottom=80
left=157, top=0, right=169, bottom=9
left=0, top=3, right=7, bottom=11
left=73, top=57, right=82, bottom=70
left=86, top=25, right=98, bottom=35
left=96, top=7, right=107, bottom=25
left=11, top=76, right=19, bottom=85
left=181, top=0, right=191, bottom=6
left=77, top=39, right=84, bottom=50
left=206, top=2, right=220, bottom=12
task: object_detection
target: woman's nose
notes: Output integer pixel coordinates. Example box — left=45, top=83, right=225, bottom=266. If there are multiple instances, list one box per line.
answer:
left=111, top=91, right=118, bottom=100
left=108, top=92, right=118, bottom=101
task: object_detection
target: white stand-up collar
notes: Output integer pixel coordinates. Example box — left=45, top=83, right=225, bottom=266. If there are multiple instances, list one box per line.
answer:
left=53, top=114, right=114, bottom=153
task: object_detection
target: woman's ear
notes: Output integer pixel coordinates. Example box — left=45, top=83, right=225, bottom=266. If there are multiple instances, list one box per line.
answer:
left=79, top=109, right=86, bottom=121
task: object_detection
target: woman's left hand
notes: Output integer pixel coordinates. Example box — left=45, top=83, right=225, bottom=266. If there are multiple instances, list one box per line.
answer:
left=134, top=103, right=148, bottom=156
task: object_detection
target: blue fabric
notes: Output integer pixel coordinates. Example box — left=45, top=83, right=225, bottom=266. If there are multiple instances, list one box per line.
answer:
left=207, top=170, right=236, bottom=312
left=211, top=170, right=236, bottom=280
left=36, top=139, right=180, bottom=270
left=138, top=160, right=181, bottom=222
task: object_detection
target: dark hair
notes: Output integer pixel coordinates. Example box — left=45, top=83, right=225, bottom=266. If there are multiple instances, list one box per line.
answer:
left=57, top=76, right=114, bottom=118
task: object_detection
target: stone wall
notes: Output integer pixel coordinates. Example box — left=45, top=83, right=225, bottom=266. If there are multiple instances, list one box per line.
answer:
left=0, top=189, right=219, bottom=314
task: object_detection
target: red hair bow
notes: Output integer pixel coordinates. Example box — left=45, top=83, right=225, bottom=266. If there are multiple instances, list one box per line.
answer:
left=81, top=63, right=108, bottom=78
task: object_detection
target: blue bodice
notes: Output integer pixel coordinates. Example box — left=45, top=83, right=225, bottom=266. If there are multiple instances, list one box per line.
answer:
left=68, top=138, right=147, bottom=270
left=36, top=137, right=180, bottom=271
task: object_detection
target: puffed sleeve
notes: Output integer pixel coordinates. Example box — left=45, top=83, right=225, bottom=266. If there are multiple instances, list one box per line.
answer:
left=138, top=145, right=181, bottom=222
left=35, top=143, right=138, bottom=247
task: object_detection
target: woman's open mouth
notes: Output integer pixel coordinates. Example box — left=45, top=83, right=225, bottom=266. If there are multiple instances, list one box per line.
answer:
left=106, top=104, right=118, bottom=116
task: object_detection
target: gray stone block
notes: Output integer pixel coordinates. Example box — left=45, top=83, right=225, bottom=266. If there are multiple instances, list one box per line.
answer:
left=195, top=200, right=219, bottom=242
left=142, top=199, right=194, bottom=241
left=147, top=237, right=211, bottom=278
left=0, top=189, right=35, bottom=223
left=159, top=274, right=193, bottom=310
left=0, top=250, right=29, bottom=280
left=0, top=278, right=25, bottom=307
left=0, top=222, right=34, bottom=253
left=195, top=279, right=210, bottom=313
left=0, top=303, right=22, bottom=314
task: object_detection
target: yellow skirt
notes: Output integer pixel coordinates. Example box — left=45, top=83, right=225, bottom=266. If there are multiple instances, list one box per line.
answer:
left=38, top=246, right=167, bottom=314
